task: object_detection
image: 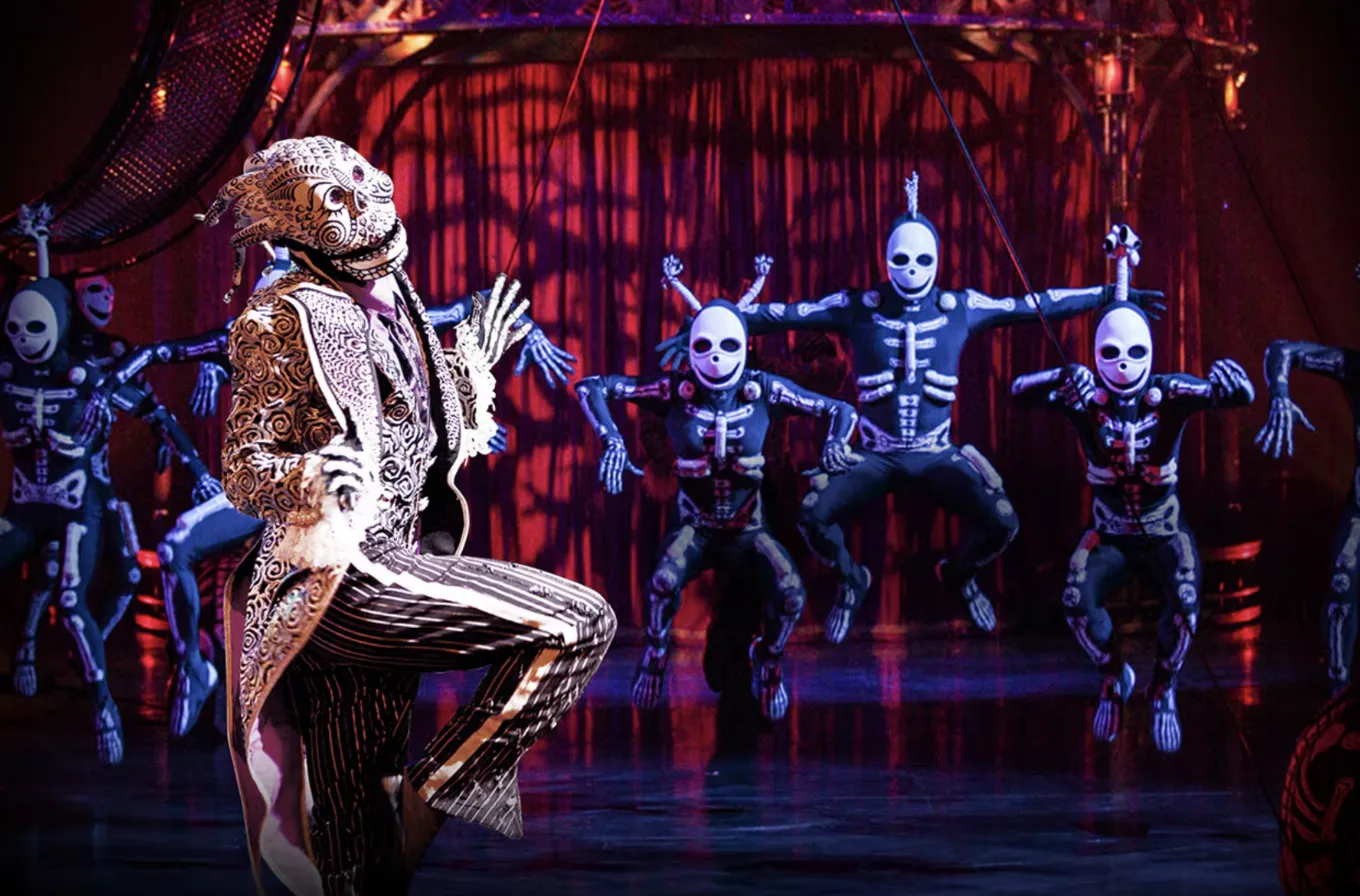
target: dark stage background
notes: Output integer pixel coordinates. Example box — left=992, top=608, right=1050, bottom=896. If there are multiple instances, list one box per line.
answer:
left=2, top=0, right=1358, bottom=643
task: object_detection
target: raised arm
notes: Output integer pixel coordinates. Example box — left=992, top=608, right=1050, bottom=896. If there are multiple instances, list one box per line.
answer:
left=1255, top=340, right=1352, bottom=457
left=1164, top=360, right=1256, bottom=415
left=573, top=373, right=672, bottom=494
left=655, top=291, right=855, bottom=370
left=1009, top=364, right=1097, bottom=414
left=962, top=285, right=1165, bottom=333
left=759, top=373, right=861, bottom=473
left=111, top=379, right=220, bottom=501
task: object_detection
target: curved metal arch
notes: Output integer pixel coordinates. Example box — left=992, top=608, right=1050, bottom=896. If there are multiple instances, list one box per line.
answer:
left=1, top=0, right=303, bottom=255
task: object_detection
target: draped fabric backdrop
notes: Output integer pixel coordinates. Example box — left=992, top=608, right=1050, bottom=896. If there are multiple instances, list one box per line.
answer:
left=33, top=57, right=1250, bottom=639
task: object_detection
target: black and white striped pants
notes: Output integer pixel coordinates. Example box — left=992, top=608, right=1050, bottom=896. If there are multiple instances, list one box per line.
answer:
left=287, top=544, right=616, bottom=893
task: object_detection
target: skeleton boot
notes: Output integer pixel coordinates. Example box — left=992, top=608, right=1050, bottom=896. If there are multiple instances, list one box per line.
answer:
left=749, top=638, right=789, bottom=722
left=824, top=564, right=871, bottom=645
left=936, top=560, right=997, bottom=633
left=169, top=655, right=219, bottom=737
left=1093, top=662, right=1136, bottom=744
left=1149, top=670, right=1182, bottom=754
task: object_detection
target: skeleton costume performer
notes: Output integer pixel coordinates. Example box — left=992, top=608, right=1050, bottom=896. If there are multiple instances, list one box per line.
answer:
left=102, top=246, right=576, bottom=736
left=577, top=255, right=859, bottom=721
left=0, top=276, right=127, bottom=765
left=1010, top=225, right=1255, bottom=753
left=203, top=137, right=614, bottom=895
left=658, top=175, right=1166, bottom=642
left=1254, top=272, right=1360, bottom=693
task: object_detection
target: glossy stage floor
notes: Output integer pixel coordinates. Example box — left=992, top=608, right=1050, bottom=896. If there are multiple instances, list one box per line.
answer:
left=3, top=618, right=1315, bottom=895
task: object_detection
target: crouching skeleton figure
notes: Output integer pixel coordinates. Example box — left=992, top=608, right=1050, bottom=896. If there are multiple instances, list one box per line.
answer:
left=1010, top=226, right=1255, bottom=753
left=657, top=174, right=1166, bottom=642
left=202, top=136, right=614, bottom=894
left=577, top=254, right=860, bottom=721
left=0, top=270, right=129, bottom=765
left=1255, top=264, right=1360, bottom=694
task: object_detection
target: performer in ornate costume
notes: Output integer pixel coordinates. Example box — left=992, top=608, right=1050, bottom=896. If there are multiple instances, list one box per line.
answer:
left=1255, top=270, right=1360, bottom=694
left=1010, top=226, right=1255, bottom=753
left=0, top=273, right=128, bottom=765
left=101, top=244, right=578, bottom=737
left=577, top=254, right=859, bottom=721
left=657, top=174, right=1165, bottom=642
left=202, top=136, right=614, bottom=894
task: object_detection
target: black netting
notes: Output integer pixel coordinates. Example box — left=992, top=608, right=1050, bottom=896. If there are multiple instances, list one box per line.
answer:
left=15, top=0, right=300, bottom=252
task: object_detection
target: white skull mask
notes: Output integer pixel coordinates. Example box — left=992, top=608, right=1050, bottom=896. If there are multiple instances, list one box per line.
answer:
left=886, top=220, right=939, bottom=300
left=75, top=275, right=116, bottom=329
left=1094, top=305, right=1152, bottom=394
left=689, top=303, right=747, bottom=389
left=6, top=289, right=60, bottom=364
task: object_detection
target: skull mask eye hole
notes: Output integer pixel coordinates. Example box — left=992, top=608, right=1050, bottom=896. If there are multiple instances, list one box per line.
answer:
left=693, top=338, right=713, bottom=354
left=1099, top=345, right=1121, bottom=360
left=916, top=254, right=935, bottom=266
left=891, top=253, right=910, bottom=266
left=25, top=321, right=46, bottom=334
left=5, top=321, right=18, bottom=335
left=1128, top=345, right=1149, bottom=359
left=719, top=338, right=742, bottom=352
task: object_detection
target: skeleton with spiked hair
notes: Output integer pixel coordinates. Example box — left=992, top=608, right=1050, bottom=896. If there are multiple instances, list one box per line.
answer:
left=658, top=173, right=1167, bottom=642
left=1011, top=225, right=1255, bottom=753
left=1255, top=263, right=1360, bottom=695
left=201, top=136, right=614, bottom=894
left=577, top=253, right=859, bottom=721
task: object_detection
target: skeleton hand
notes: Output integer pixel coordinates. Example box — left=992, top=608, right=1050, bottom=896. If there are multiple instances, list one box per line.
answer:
left=1103, top=285, right=1166, bottom=321
left=655, top=320, right=694, bottom=371
left=489, top=421, right=509, bottom=455
left=192, top=473, right=225, bottom=504
left=191, top=362, right=229, bottom=417
left=513, top=326, right=577, bottom=389
left=1058, top=364, right=1096, bottom=409
left=467, top=274, right=532, bottom=368
left=661, top=255, right=685, bottom=286
left=599, top=438, right=644, bottom=495
left=821, top=439, right=864, bottom=474
left=1255, top=395, right=1315, bottom=459
left=1208, top=358, right=1253, bottom=401
left=754, top=254, right=773, bottom=277
left=73, top=392, right=114, bottom=448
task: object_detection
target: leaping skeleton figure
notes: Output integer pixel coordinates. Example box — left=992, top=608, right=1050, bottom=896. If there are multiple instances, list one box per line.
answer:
left=1010, top=224, right=1256, bottom=753
left=1256, top=262, right=1360, bottom=694
left=0, top=205, right=155, bottom=765
left=576, top=252, right=861, bottom=721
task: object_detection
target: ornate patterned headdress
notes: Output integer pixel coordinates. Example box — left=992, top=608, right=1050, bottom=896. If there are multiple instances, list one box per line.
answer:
left=197, top=136, right=408, bottom=299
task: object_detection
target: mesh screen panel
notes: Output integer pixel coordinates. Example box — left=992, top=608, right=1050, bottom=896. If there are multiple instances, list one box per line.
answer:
left=18, top=0, right=300, bottom=252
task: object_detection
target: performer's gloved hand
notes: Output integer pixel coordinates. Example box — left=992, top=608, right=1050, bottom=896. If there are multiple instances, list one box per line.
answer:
left=599, top=438, right=644, bottom=495
left=73, top=391, right=114, bottom=448
left=654, top=319, right=694, bottom=371
left=1102, top=284, right=1166, bottom=321
left=192, top=473, right=225, bottom=505
left=470, top=274, right=532, bottom=368
left=514, top=326, right=577, bottom=389
left=191, top=362, right=229, bottom=417
left=821, top=439, right=863, bottom=474
left=1255, top=393, right=1316, bottom=459
left=1058, top=364, right=1096, bottom=409
left=754, top=254, right=773, bottom=278
left=314, top=411, right=380, bottom=519
left=489, top=421, right=509, bottom=455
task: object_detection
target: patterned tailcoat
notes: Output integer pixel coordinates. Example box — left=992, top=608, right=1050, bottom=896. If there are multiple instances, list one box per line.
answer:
left=220, top=270, right=487, bottom=893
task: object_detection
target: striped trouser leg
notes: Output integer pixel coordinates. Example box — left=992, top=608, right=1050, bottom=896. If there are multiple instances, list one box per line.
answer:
left=303, top=547, right=617, bottom=842
left=287, top=661, right=419, bottom=895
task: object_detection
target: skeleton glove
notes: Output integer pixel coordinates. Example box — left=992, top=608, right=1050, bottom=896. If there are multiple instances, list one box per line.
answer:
left=599, top=438, right=644, bottom=495
left=1058, top=364, right=1096, bottom=409
left=1255, top=393, right=1315, bottom=459
left=513, top=325, right=578, bottom=389
left=820, top=438, right=864, bottom=474
left=1103, top=285, right=1167, bottom=321
left=191, top=362, right=230, bottom=417
left=312, top=411, right=379, bottom=520
left=470, top=274, right=532, bottom=368
left=1208, top=358, right=1255, bottom=405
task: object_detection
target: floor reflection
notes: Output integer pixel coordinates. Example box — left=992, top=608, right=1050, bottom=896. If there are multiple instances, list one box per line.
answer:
left=1, top=615, right=1313, bottom=895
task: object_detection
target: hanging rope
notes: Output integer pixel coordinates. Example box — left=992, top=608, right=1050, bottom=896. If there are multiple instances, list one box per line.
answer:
left=503, top=0, right=608, bottom=275
left=886, top=0, right=1071, bottom=369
